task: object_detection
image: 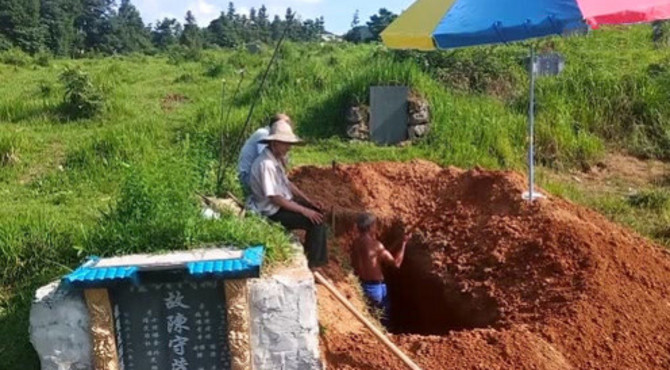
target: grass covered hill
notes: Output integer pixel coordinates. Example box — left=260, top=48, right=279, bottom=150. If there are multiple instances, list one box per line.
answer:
left=2, top=24, right=670, bottom=366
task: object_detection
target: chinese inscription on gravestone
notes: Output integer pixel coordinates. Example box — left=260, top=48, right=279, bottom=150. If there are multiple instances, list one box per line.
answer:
left=111, top=280, right=231, bottom=370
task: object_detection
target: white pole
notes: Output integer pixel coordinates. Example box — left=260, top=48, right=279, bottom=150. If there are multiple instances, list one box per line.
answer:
left=524, top=46, right=543, bottom=202
left=529, top=45, right=536, bottom=201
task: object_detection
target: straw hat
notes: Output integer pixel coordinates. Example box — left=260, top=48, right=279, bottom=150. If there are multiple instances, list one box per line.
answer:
left=260, top=120, right=303, bottom=144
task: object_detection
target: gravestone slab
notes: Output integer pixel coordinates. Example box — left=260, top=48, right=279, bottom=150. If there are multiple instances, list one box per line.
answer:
left=370, top=86, right=409, bottom=145
left=110, top=280, right=230, bottom=370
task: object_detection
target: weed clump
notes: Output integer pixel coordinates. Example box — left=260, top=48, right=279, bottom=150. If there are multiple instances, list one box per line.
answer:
left=0, top=136, right=20, bottom=166
left=203, top=59, right=226, bottom=78
left=628, top=189, right=670, bottom=210
left=65, top=134, right=130, bottom=171
left=59, top=67, right=104, bottom=120
left=174, top=73, right=196, bottom=84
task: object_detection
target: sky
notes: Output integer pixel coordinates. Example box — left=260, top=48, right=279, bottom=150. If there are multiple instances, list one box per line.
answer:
left=133, top=0, right=415, bottom=35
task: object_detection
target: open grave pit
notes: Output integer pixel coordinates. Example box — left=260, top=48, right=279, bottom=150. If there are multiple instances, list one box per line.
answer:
left=292, top=160, right=670, bottom=369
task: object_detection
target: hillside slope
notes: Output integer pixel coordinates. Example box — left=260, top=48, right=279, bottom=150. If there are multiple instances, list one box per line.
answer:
left=2, top=24, right=670, bottom=366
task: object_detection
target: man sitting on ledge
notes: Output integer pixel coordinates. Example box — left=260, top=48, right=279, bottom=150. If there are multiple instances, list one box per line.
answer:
left=248, top=120, right=328, bottom=269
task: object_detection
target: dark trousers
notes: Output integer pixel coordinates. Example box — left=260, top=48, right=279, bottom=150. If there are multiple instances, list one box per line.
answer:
left=269, top=204, right=328, bottom=268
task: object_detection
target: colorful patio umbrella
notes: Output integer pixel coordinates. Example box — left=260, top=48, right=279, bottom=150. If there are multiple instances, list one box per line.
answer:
left=382, top=0, right=670, bottom=200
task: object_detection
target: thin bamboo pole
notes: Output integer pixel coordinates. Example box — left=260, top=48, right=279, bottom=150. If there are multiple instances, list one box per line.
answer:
left=313, top=271, right=422, bottom=370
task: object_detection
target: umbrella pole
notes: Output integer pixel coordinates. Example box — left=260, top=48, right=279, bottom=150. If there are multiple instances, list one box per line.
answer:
left=529, top=46, right=535, bottom=200
left=524, top=45, right=542, bottom=202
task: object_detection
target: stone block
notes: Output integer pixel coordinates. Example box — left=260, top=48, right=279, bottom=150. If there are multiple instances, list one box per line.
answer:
left=409, top=124, right=430, bottom=140
left=29, top=280, right=92, bottom=370
left=250, top=250, right=321, bottom=369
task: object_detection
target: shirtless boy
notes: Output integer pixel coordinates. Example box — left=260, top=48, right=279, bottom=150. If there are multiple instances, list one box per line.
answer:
left=350, top=212, right=409, bottom=328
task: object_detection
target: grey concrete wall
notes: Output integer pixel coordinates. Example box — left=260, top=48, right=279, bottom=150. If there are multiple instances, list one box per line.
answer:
left=249, top=249, right=322, bottom=370
left=29, top=281, right=93, bottom=370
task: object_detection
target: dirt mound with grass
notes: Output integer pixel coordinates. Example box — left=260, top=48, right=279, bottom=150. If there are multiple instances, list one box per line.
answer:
left=291, top=160, right=670, bottom=369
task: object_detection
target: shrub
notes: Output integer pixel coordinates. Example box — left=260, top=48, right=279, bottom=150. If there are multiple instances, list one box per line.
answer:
left=34, top=52, right=50, bottom=67
left=0, top=48, right=31, bottom=66
left=0, top=34, right=11, bottom=52
left=167, top=45, right=202, bottom=64
left=59, top=67, right=104, bottom=120
left=37, top=80, right=54, bottom=98
left=652, top=20, right=670, bottom=47
left=204, top=60, right=226, bottom=78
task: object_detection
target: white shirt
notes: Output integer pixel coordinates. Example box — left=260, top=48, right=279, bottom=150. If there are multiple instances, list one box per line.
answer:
left=237, top=126, right=270, bottom=180
left=249, top=148, right=293, bottom=216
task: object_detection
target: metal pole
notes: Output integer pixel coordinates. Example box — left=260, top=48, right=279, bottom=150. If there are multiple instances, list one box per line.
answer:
left=528, top=45, right=536, bottom=202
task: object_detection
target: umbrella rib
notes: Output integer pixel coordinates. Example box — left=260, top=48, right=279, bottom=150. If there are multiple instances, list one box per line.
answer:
left=547, top=14, right=562, bottom=36
left=522, top=19, right=533, bottom=39
left=493, top=21, right=509, bottom=45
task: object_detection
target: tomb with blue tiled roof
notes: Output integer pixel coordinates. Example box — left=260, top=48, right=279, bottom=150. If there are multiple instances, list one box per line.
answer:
left=63, top=246, right=264, bottom=370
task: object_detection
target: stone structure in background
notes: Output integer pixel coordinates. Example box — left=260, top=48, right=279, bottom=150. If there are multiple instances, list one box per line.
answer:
left=345, top=105, right=370, bottom=141
left=29, top=245, right=321, bottom=370
left=408, top=95, right=431, bottom=140
left=345, top=91, right=432, bottom=143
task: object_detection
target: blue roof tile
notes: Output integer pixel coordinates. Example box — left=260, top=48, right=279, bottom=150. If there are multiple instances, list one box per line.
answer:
left=63, top=246, right=265, bottom=288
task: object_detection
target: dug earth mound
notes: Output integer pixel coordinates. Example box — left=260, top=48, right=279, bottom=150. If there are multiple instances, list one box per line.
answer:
left=291, top=160, right=670, bottom=369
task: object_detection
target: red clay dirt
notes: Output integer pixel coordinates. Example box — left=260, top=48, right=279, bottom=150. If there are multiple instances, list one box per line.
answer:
left=291, top=160, right=670, bottom=370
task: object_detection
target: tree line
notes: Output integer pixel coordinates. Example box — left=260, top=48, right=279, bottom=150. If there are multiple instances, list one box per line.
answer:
left=0, top=0, right=326, bottom=56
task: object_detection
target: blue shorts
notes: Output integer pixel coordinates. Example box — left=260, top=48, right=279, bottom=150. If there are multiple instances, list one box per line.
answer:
left=361, top=281, right=390, bottom=328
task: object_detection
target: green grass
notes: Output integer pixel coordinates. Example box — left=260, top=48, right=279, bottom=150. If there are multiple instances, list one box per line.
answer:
left=539, top=170, right=670, bottom=247
left=2, top=25, right=670, bottom=366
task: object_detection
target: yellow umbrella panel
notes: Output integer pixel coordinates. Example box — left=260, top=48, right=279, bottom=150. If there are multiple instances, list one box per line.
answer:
left=380, top=0, right=456, bottom=51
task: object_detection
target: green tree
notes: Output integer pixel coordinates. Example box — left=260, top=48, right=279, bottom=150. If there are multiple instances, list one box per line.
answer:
left=40, top=0, right=81, bottom=56
left=75, top=0, right=118, bottom=53
left=0, top=0, right=44, bottom=53
left=351, top=9, right=360, bottom=29
left=300, top=16, right=324, bottom=41
left=113, top=0, right=150, bottom=53
left=247, top=7, right=259, bottom=41
left=270, top=14, right=282, bottom=41
left=180, top=10, right=202, bottom=49
left=151, top=17, right=181, bottom=49
left=226, top=1, right=236, bottom=22
left=206, top=12, right=238, bottom=47
left=367, top=8, right=397, bottom=41
left=257, top=5, right=270, bottom=42
left=284, top=7, right=299, bottom=40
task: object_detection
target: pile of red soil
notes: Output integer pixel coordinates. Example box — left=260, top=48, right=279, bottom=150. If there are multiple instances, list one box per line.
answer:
left=291, top=160, right=670, bottom=369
